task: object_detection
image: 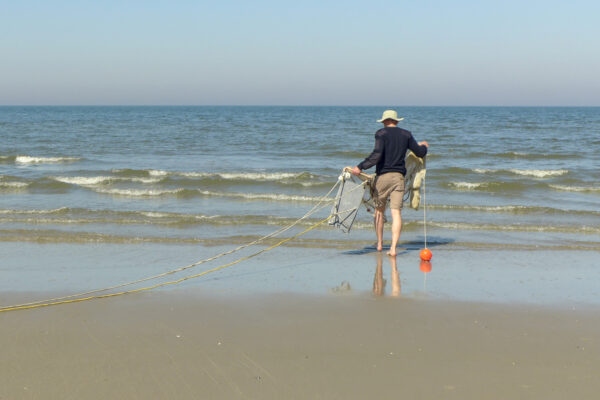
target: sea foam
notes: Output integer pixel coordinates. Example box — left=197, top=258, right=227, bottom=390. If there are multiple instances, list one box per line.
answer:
left=197, top=190, right=323, bottom=202
left=508, top=169, right=568, bottom=178
left=92, top=188, right=186, bottom=197
left=15, top=156, right=81, bottom=164
left=449, top=182, right=487, bottom=190
left=53, top=176, right=113, bottom=185
left=53, top=176, right=162, bottom=185
left=178, top=171, right=314, bottom=181
left=550, top=185, right=600, bottom=193
left=473, top=168, right=568, bottom=178
left=0, top=181, right=29, bottom=188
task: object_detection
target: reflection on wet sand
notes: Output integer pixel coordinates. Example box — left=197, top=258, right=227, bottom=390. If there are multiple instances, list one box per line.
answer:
left=420, top=260, right=432, bottom=291
left=372, top=253, right=401, bottom=297
left=372, top=255, right=434, bottom=297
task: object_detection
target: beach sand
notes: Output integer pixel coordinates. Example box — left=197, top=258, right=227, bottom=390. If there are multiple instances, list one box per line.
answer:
left=1, top=291, right=598, bottom=399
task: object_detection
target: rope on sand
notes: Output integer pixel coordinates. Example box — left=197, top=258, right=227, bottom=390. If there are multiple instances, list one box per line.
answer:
left=0, top=215, right=335, bottom=312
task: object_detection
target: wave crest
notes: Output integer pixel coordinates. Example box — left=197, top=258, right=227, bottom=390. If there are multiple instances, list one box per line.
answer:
left=508, top=169, right=568, bottom=178
left=449, top=182, right=488, bottom=190
left=550, top=185, right=600, bottom=193
left=15, top=156, right=82, bottom=164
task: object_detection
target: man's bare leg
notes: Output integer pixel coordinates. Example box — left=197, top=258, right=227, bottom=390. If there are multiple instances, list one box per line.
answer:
left=387, top=208, right=402, bottom=256
left=374, top=207, right=385, bottom=251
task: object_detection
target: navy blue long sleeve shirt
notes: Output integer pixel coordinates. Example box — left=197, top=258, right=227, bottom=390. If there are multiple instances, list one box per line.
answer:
left=357, top=127, right=427, bottom=176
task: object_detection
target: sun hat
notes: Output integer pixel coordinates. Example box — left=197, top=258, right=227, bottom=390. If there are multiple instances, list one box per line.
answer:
left=377, top=110, right=404, bottom=123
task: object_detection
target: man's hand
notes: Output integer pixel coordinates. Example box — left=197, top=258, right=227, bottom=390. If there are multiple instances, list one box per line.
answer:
left=351, top=166, right=361, bottom=176
left=419, top=141, right=429, bottom=148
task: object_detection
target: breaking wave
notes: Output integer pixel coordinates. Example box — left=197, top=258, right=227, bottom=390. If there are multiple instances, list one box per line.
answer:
left=52, top=176, right=162, bottom=185
left=92, top=188, right=187, bottom=197
left=197, top=190, right=324, bottom=202
left=550, top=185, right=600, bottom=193
left=427, top=204, right=600, bottom=216
left=472, top=168, right=568, bottom=178
left=14, top=155, right=82, bottom=164
left=448, top=182, right=489, bottom=190
left=507, top=169, right=568, bottom=178
left=0, top=181, right=29, bottom=189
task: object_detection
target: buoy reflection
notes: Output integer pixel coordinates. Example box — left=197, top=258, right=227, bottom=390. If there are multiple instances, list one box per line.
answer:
left=420, top=260, right=432, bottom=291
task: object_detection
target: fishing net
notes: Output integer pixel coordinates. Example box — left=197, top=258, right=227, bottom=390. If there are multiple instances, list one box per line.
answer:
left=328, top=171, right=369, bottom=233
left=329, top=152, right=426, bottom=234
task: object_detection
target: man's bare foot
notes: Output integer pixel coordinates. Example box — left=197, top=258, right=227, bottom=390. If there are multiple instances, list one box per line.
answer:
left=387, top=250, right=397, bottom=257
left=377, top=243, right=383, bottom=251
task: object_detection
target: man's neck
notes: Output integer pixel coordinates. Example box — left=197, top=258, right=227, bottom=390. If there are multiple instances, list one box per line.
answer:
left=384, top=123, right=397, bottom=128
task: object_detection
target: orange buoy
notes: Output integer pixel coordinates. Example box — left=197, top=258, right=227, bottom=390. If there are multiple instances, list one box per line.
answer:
left=420, top=248, right=432, bottom=261
left=420, top=260, right=432, bottom=273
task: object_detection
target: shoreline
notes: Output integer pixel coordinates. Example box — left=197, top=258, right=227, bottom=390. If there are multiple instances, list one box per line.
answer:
left=3, top=242, right=600, bottom=307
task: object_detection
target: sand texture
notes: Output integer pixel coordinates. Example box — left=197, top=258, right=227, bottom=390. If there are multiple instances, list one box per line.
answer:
left=1, top=292, right=599, bottom=399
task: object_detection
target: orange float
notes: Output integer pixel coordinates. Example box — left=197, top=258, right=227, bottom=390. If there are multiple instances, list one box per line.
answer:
left=419, top=248, right=432, bottom=261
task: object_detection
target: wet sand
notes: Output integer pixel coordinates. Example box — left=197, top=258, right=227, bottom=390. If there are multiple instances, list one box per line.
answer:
left=1, top=291, right=599, bottom=399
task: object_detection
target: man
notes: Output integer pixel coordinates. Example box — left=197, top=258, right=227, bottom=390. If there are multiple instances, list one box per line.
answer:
left=351, top=110, right=428, bottom=256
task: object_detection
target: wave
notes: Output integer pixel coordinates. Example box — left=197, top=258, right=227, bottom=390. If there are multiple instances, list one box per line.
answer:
left=196, top=190, right=324, bottom=202
left=0, top=207, right=71, bottom=215
left=448, top=182, right=492, bottom=190
left=53, top=176, right=114, bottom=185
left=447, top=180, right=557, bottom=192
left=550, top=185, right=600, bottom=193
left=52, top=176, right=163, bottom=186
left=109, top=169, right=330, bottom=187
left=423, top=221, right=600, bottom=235
left=4, top=206, right=598, bottom=231
left=114, top=168, right=324, bottom=180
left=472, top=168, right=568, bottom=178
left=179, top=171, right=316, bottom=181
left=0, top=208, right=323, bottom=227
left=91, top=187, right=187, bottom=197
left=427, top=204, right=600, bottom=216
left=507, top=169, right=568, bottom=178
left=90, top=187, right=323, bottom=201
left=494, top=151, right=573, bottom=160
left=174, top=171, right=329, bottom=187
left=14, top=155, right=82, bottom=164
left=463, top=151, right=575, bottom=160
left=0, top=181, right=29, bottom=189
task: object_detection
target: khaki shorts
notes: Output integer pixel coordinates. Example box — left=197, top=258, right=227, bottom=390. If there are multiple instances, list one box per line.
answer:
left=373, top=172, right=404, bottom=210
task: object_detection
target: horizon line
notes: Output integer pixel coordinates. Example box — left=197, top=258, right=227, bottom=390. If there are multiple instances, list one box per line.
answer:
left=1, top=104, right=599, bottom=108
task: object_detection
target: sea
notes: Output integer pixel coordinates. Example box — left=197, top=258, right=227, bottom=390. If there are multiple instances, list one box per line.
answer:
left=1, top=106, right=599, bottom=304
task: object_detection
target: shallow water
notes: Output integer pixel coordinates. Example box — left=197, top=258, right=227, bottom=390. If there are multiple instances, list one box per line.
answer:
left=1, top=106, right=599, bottom=304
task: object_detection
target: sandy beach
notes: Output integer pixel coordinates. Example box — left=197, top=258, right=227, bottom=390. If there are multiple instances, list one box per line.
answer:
left=1, top=290, right=598, bottom=399
left=2, top=106, right=599, bottom=399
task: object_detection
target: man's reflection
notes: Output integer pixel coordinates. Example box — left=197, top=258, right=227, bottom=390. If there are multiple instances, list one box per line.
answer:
left=372, top=253, right=401, bottom=297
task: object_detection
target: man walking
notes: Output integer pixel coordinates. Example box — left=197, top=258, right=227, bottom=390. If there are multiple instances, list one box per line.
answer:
left=351, top=110, right=428, bottom=256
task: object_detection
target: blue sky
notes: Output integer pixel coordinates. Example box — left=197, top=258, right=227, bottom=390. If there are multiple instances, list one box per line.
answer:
left=1, top=0, right=599, bottom=105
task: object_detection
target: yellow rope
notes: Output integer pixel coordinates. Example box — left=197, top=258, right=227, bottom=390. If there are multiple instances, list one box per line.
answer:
left=0, top=216, right=333, bottom=313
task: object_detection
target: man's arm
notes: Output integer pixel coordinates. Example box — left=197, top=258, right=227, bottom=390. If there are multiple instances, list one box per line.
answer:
left=352, top=134, right=384, bottom=175
left=408, top=134, right=428, bottom=158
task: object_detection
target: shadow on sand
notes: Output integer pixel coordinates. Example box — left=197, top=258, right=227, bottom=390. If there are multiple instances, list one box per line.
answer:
left=342, top=236, right=454, bottom=256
